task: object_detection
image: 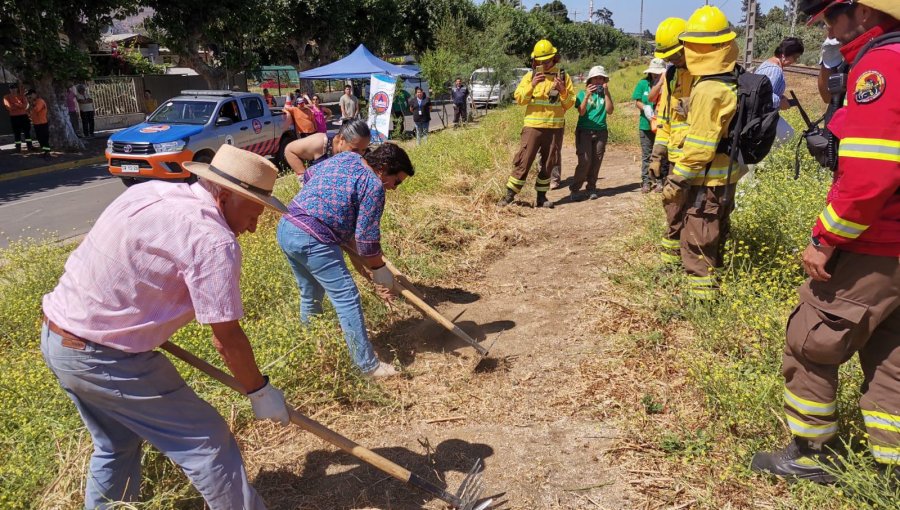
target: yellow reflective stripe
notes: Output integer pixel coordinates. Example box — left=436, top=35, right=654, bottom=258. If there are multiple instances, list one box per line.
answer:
left=669, top=147, right=684, bottom=155
left=661, top=252, right=681, bottom=264
left=535, top=177, right=551, bottom=184
left=673, top=163, right=701, bottom=179
left=672, top=123, right=689, bottom=130
left=818, top=203, right=868, bottom=239
left=871, top=445, right=900, bottom=464
left=660, top=238, right=680, bottom=249
left=839, top=137, right=900, bottom=163
left=704, top=165, right=733, bottom=178
left=863, top=410, right=900, bottom=433
left=507, top=176, right=526, bottom=185
left=525, top=116, right=565, bottom=124
left=654, top=138, right=669, bottom=145
left=784, top=388, right=836, bottom=416
left=786, top=415, right=839, bottom=438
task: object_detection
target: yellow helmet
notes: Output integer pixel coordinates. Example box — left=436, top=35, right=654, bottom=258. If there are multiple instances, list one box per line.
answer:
left=654, top=18, right=687, bottom=59
left=680, top=6, right=736, bottom=44
left=531, top=39, right=558, bottom=61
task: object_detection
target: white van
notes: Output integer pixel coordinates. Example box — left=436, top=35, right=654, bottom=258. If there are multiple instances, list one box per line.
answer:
left=471, top=67, right=532, bottom=106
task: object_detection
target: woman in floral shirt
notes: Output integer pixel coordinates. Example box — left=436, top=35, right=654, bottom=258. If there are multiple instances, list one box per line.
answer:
left=277, top=143, right=414, bottom=377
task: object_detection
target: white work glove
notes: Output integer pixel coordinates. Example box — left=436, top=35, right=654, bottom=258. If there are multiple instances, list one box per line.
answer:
left=820, top=38, right=843, bottom=69
left=371, top=265, right=395, bottom=290
left=643, top=104, right=655, bottom=120
left=248, top=378, right=290, bottom=425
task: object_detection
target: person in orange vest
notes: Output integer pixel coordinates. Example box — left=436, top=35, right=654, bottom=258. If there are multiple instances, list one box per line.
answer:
left=262, top=88, right=276, bottom=108
left=283, top=96, right=317, bottom=138
left=3, top=83, right=32, bottom=151
left=26, top=89, right=50, bottom=159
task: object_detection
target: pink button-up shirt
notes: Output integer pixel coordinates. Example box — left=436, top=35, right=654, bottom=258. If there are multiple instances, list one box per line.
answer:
left=42, top=181, right=244, bottom=352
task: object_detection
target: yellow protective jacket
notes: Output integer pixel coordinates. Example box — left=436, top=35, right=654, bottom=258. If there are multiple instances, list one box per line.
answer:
left=672, top=40, right=746, bottom=187
left=670, top=79, right=743, bottom=186
left=514, top=66, right=575, bottom=129
left=654, top=66, right=693, bottom=166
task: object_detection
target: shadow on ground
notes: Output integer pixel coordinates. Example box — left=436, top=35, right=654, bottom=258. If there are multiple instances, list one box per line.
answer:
left=255, top=439, right=497, bottom=510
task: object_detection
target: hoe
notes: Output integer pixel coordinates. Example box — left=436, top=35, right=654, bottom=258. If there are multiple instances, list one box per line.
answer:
left=160, top=341, right=496, bottom=510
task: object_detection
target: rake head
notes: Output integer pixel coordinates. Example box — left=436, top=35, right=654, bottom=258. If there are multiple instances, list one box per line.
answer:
left=453, top=458, right=494, bottom=510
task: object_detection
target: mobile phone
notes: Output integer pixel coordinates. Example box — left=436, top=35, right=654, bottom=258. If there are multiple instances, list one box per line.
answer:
left=535, top=65, right=544, bottom=75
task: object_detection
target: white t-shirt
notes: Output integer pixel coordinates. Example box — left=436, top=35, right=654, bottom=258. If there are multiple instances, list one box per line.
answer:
left=76, top=92, right=95, bottom=112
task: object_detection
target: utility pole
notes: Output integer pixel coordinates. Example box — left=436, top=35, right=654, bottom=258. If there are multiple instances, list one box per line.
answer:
left=743, top=0, right=758, bottom=67
left=589, top=0, right=594, bottom=23
left=638, top=0, right=644, bottom=57
left=790, top=0, right=798, bottom=35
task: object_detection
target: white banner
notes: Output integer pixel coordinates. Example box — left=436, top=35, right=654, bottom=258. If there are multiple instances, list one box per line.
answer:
left=367, top=73, right=396, bottom=143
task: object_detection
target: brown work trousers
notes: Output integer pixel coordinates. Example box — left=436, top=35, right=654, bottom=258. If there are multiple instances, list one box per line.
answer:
left=661, top=197, right=688, bottom=265
left=680, top=185, right=735, bottom=297
left=508, top=127, right=563, bottom=193
left=783, top=251, right=900, bottom=463
left=570, top=128, right=608, bottom=193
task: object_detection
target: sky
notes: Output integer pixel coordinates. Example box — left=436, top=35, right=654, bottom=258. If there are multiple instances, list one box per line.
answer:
left=519, top=0, right=784, bottom=33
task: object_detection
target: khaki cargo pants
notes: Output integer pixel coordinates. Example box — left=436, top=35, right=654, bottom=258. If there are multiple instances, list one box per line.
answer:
left=680, top=185, right=735, bottom=298
left=782, top=251, right=900, bottom=465
left=507, top=127, right=563, bottom=194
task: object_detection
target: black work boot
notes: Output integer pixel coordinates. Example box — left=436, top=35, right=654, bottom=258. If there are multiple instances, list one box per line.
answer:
left=536, top=191, right=554, bottom=209
left=498, top=188, right=516, bottom=207
left=751, top=437, right=841, bottom=484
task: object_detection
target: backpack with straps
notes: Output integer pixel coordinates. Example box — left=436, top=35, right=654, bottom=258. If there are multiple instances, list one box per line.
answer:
left=698, top=65, right=780, bottom=170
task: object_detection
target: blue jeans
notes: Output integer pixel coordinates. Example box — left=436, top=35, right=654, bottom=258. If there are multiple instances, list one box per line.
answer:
left=414, top=121, right=428, bottom=145
left=40, top=323, right=265, bottom=510
left=276, top=218, right=379, bottom=373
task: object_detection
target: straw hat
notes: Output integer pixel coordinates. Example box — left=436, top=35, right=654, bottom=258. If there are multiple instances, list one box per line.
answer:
left=643, top=58, right=667, bottom=75
left=587, top=65, right=609, bottom=80
left=183, top=144, right=286, bottom=212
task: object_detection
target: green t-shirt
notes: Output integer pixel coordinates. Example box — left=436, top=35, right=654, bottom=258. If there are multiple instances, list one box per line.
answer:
left=575, top=89, right=608, bottom=131
left=631, top=78, right=654, bottom=131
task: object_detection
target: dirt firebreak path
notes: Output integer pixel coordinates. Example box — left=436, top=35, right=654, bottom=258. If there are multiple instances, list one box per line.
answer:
left=246, top=145, right=650, bottom=510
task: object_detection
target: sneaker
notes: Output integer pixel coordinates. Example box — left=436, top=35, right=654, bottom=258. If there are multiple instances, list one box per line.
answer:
left=751, top=437, right=841, bottom=484
left=365, top=361, right=398, bottom=379
left=641, top=183, right=651, bottom=194
left=588, top=191, right=600, bottom=200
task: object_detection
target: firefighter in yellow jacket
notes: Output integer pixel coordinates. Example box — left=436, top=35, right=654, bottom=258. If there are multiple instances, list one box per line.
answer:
left=661, top=6, right=748, bottom=299
left=500, top=39, right=575, bottom=209
left=650, top=17, right=694, bottom=265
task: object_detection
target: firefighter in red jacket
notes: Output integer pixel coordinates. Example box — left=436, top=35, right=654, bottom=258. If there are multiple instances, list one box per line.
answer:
left=752, top=0, right=900, bottom=481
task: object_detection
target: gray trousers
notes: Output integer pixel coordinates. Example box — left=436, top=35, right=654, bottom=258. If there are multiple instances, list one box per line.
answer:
left=41, top=323, right=265, bottom=510
left=639, top=129, right=656, bottom=185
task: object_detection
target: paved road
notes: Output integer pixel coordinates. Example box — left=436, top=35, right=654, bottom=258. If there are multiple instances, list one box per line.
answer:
left=0, top=162, right=125, bottom=249
left=0, top=104, right=487, bottom=250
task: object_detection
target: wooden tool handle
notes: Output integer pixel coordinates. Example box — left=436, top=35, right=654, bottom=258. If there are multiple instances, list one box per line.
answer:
left=159, top=342, right=414, bottom=483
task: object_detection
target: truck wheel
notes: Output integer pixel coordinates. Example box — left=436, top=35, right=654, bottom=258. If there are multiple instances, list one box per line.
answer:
left=185, top=151, right=214, bottom=183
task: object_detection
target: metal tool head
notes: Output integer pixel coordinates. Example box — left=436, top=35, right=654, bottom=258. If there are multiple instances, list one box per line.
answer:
left=455, top=458, right=494, bottom=510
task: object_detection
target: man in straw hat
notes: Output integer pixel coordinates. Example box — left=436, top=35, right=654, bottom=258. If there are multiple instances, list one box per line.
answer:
left=40, top=144, right=290, bottom=509
left=751, top=0, right=900, bottom=482
left=499, top=38, right=574, bottom=209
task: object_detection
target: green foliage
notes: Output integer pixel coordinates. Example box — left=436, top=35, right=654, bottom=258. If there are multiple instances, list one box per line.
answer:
left=120, top=42, right=168, bottom=75
left=642, top=394, right=664, bottom=415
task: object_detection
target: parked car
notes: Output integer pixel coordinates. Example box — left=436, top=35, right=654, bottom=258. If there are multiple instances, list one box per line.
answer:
left=470, top=67, right=529, bottom=106
left=106, top=90, right=295, bottom=186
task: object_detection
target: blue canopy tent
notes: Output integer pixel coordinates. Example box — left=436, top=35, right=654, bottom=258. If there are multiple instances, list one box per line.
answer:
left=298, top=44, right=418, bottom=79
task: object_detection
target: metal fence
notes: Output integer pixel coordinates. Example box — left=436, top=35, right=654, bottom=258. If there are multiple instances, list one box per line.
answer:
left=91, top=77, right=142, bottom=117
